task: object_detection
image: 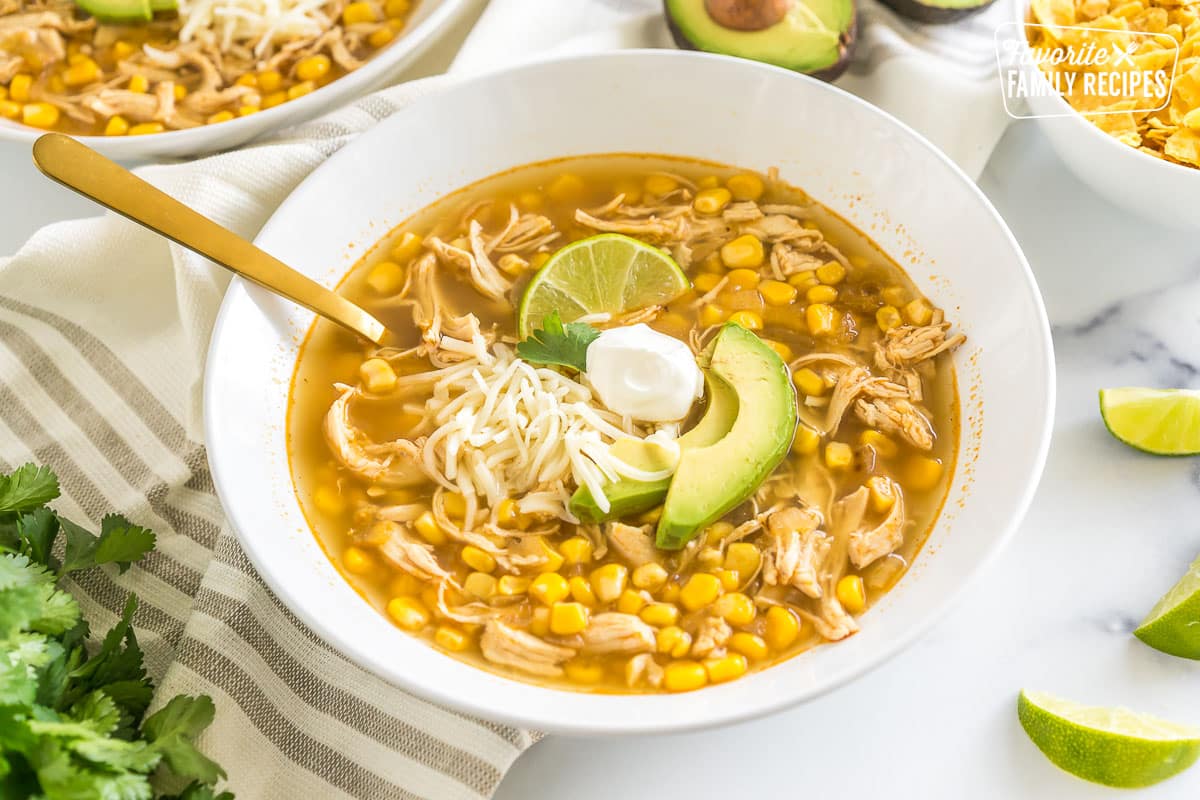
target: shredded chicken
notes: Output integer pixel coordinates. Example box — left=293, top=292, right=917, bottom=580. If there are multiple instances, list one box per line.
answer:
left=875, top=322, right=966, bottom=371
left=855, top=396, right=935, bottom=450
left=625, top=653, right=664, bottom=689
left=581, top=613, right=656, bottom=655
left=762, top=506, right=828, bottom=599
left=690, top=616, right=732, bottom=658
left=426, top=234, right=511, bottom=302
left=480, top=620, right=576, bottom=678
left=377, top=523, right=450, bottom=582
left=324, top=384, right=428, bottom=486
left=849, top=484, right=906, bottom=569
left=605, top=522, right=660, bottom=567
left=822, top=367, right=909, bottom=436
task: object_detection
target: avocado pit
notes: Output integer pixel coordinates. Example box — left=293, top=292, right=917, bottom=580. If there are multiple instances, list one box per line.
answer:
left=704, top=0, right=790, bottom=30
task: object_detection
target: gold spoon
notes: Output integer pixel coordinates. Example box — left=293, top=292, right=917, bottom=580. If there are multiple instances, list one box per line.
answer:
left=31, top=133, right=386, bottom=344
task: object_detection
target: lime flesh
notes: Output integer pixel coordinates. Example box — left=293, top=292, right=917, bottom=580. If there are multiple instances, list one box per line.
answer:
left=517, top=234, right=689, bottom=338
left=1135, top=554, right=1200, bottom=659
left=1018, top=690, right=1200, bottom=788
left=1099, top=387, right=1200, bottom=455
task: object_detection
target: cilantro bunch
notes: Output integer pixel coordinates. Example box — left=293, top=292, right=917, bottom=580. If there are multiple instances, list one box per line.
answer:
left=0, top=464, right=232, bottom=800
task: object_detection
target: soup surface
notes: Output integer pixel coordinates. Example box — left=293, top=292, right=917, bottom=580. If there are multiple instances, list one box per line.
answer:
left=288, top=155, right=963, bottom=693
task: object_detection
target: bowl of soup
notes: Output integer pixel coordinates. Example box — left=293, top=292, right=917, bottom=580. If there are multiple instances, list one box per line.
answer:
left=205, top=49, right=1054, bottom=733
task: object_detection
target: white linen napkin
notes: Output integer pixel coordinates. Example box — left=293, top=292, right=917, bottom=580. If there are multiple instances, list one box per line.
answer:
left=0, top=1, right=1015, bottom=798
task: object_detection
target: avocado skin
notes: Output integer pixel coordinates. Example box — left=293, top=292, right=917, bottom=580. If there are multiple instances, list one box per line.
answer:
left=877, top=0, right=995, bottom=23
left=664, top=0, right=859, bottom=82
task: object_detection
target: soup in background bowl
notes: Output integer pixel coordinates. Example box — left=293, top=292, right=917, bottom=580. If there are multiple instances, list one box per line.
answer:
left=204, top=50, right=1054, bottom=733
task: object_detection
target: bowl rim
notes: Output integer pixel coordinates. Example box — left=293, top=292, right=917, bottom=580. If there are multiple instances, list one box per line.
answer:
left=0, top=0, right=470, bottom=154
left=204, top=48, right=1056, bottom=735
left=1011, top=0, right=1200, bottom=182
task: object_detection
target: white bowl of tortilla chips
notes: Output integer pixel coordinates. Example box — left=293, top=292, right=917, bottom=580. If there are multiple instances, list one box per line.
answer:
left=1018, top=0, right=1200, bottom=230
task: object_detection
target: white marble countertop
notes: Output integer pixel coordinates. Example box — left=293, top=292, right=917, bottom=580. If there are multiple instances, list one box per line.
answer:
left=4, top=34, right=1200, bottom=800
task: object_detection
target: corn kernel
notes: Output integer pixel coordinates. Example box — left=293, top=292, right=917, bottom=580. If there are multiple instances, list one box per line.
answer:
left=568, top=575, right=597, bottom=606
left=365, top=260, right=405, bottom=295
left=464, top=571, right=497, bottom=599
left=413, top=510, right=446, bottom=545
left=550, top=602, right=590, bottom=635
left=703, top=653, right=748, bottom=684
left=836, top=575, right=867, bottom=613
left=714, top=592, right=756, bottom=626
left=860, top=430, right=898, bottom=459
left=825, top=442, right=854, bottom=470
left=496, top=498, right=521, bottom=528
left=295, top=54, right=332, bottom=82
left=763, top=339, right=793, bottom=361
left=722, top=544, right=759, bottom=580
left=173, top=83, right=187, bottom=100
left=343, top=0, right=378, bottom=23
left=547, top=173, right=586, bottom=203
left=590, top=563, right=628, bottom=604
left=535, top=540, right=564, bottom=572
left=806, top=284, right=838, bottom=304
left=530, top=252, right=550, bottom=270
left=342, top=546, right=373, bottom=574
left=729, top=632, right=769, bottom=661
left=867, top=476, right=897, bottom=513
left=127, top=73, right=148, bottom=94
left=765, top=606, right=800, bottom=650
left=367, top=25, right=396, bottom=47
left=788, top=269, right=820, bottom=289
left=529, top=572, right=570, bottom=605
left=659, top=582, right=682, bottom=603
left=128, top=121, right=164, bottom=135
left=442, top=492, right=467, bottom=519
left=657, top=626, right=693, bottom=658
left=524, top=607, right=550, bottom=636
left=816, top=261, right=847, bottom=285
left=358, top=358, right=397, bottom=393
left=727, top=310, right=763, bottom=331
left=644, top=174, right=678, bottom=195
left=639, top=602, right=680, bottom=627
left=287, top=80, right=315, bottom=100
left=63, top=58, right=100, bottom=87
left=386, top=596, right=430, bottom=630
left=679, top=573, right=722, bottom=611
left=21, top=103, right=60, bottom=129
left=206, top=110, right=234, bottom=125
left=876, top=305, right=903, bottom=332
left=631, top=562, right=669, bottom=591
left=257, top=70, right=283, bottom=92
left=699, top=304, right=727, bottom=327
left=385, top=0, right=410, bottom=15
left=0, top=100, right=19, bottom=119
left=881, top=286, right=907, bottom=306
left=564, top=659, right=605, bottom=684
left=461, top=545, right=496, bottom=574
left=435, top=625, right=471, bottom=652
left=722, top=269, right=756, bottom=291
left=262, top=90, right=287, bottom=109
left=235, top=73, right=258, bottom=88
left=497, top=575, right=530, bottom=596
left=664, top=660, right=708, bottom=692
left=617, top=589, right=649, bottom=616
left=806, top=303, right=836, bottom=336
left=0, top=86, right=7, bottom=101
left=905, top=456, right=944, bottom=491
left=903, top=298, right=934, bottom=326
left=10, top=74, right=33, bottom=102
left=112, top=40, right=135, bottom=60
left=693, top=187, right=732, bottom=215
left=313, top=485, right=345, bottom=515
left=720, top=235, right=764, bottom=269
left=238, top=105, right=260, bottom=116
left=793, top=368, right=825, bottom=396
left=726, top=173, right=764, bottom=202
left=696, top=547, right=723, bottom=569
left=759, top=279, right=797, bottom=306
left=104, top=115, right=130, bottom=136
left=696, top=175, right=720, bottom=189
left=693, top=272, right=723, bottom=293
left=559, top=536, right=594, bottom=565
left=792, top=425, right=821, bottom=455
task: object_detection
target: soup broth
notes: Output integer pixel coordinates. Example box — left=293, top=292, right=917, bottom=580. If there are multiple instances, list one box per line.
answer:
left=289, top=155, right=961, bottom=693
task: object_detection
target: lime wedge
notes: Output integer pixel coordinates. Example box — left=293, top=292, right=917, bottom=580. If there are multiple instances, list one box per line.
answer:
left=1135, top=553, right=1200, bottom=659
left=1018, top=690, right=1200, bottom=788
left=1099, top=387, right=1200, bottom=455
left=517, top=234, right=689, bottom=337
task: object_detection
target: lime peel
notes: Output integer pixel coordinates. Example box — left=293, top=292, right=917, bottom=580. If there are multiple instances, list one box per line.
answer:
left=1134, top=553, right=1200, bottom=659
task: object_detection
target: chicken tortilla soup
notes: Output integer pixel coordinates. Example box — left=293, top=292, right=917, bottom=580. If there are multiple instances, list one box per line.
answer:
left=287, top=155, right=962, bottom=694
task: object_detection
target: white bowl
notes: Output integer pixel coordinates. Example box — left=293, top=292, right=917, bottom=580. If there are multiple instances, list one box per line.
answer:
left=1014, top=2, right=1200, bottom=230
left=205, top=50, right=1055, bottom=735
left=0, top=0, right=471, bottom=160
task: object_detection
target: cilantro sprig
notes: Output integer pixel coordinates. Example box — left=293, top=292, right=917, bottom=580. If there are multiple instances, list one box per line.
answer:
left=516, top=311, right=601, bottom=372
left=0, top=463, right=232, bottom=800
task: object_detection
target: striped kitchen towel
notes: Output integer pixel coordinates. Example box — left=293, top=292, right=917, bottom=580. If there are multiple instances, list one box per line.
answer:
left=0, top=1, right=1015, bottom=798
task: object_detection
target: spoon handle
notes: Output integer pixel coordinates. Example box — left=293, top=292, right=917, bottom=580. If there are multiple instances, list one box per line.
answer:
left=31, top=133, right=386, bottom=344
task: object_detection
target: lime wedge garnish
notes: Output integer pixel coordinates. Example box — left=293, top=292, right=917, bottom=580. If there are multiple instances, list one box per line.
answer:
left=1135, top=553, right=1200, bottom=659
left=1018, top=690, right=1200, bottom=788
left=1099, top=388, right=1200, bottom=455
left=517, top=234, right=689, bottom=337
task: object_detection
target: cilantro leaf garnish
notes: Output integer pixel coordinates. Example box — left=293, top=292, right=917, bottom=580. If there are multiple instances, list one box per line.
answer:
left=516, top=311, right=600, bottom=372
left=0, top=464, right=60, bottom=515
left=95, top=515, right=156, bottom=574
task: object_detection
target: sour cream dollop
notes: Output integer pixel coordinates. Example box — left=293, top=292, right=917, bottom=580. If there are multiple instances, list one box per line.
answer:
left=585, top=323, right=703, bottom=422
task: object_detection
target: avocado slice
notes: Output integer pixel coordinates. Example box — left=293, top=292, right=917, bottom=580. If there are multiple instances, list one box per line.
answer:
left=570, top=372, right=738, bottom=523
left=72, top=0, right=153, bottom=22
left=876, top=0, right=994, bottom=23
left=656, top=323, right=797, bottom=550
left=665, top=0, right=858, bottom=81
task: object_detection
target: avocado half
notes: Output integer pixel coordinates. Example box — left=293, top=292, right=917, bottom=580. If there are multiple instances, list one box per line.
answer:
left=877, top=0, right=995, bottom=23
left=665, top=0, right=858, bottom=82
left=71, top=0, right=175, bottom=24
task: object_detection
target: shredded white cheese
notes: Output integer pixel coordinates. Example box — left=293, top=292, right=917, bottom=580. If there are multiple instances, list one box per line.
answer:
left=403, top=344, right=677, bottom=522
left=177, top=0, right=335, bottom=55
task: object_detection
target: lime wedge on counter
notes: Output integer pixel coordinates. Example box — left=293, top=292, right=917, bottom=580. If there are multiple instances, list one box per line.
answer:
left=1017, top=690, right=1200, bottom=788
left=1099, top=388, right=1200, bottom=455
left=1134, top=554, right=1200, bottom=659
left=517, top=234, right=689, bottom=337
